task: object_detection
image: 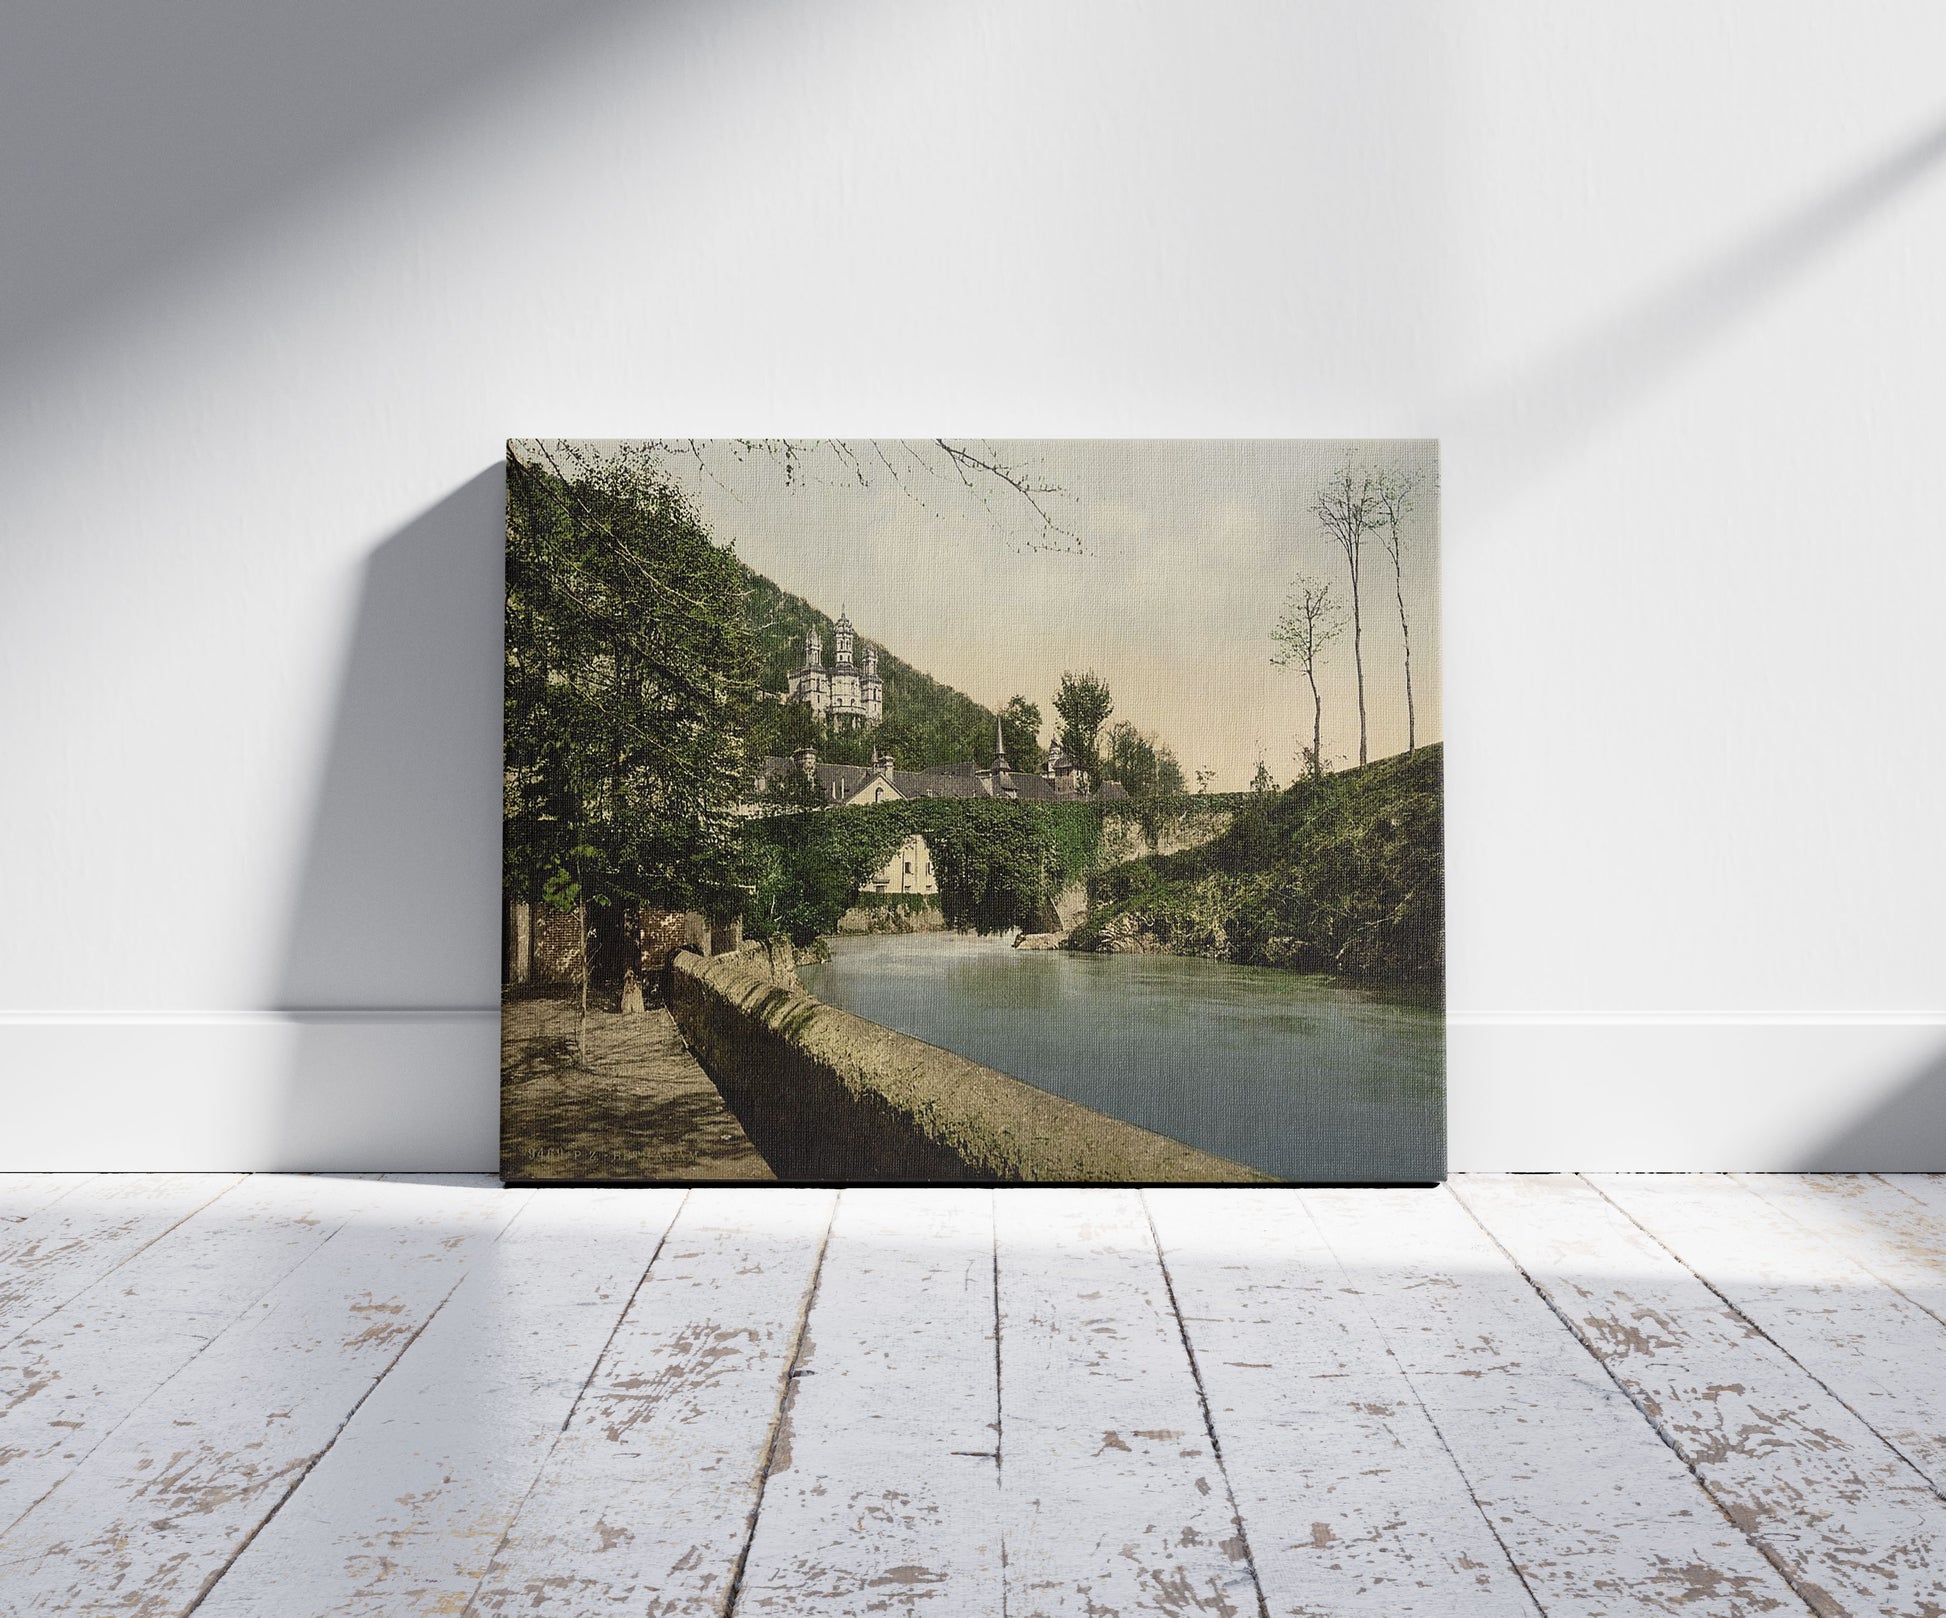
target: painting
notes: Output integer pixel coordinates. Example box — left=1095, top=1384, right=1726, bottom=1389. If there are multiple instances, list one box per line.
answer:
left=502, top=439, right=1442, bottom=1184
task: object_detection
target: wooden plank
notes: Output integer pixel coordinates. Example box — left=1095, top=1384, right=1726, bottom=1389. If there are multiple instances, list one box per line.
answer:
left=0, top=1174, right=95, bottom=1223
left=1146, top=1188, right=1538, bottom=1616
left=1882, top=1175, right=1946, bottom=1217
left=1734, top=1175, right=1946, bottom=1322
left=994, top=1188, right=1262, bottom=1618
left=732, top=1188, right=1002, bottom=1615
left=466, top=1187, right=837, bottom=1616
left=0, top=1174, right=401, bottom=1536
left=1594, top=1173, right=1946, bottom=1497
left=0, top=1175, right=527, bottom=1615
left=1305, top=1185, right=1804, bottom=1616
left=1458, top=1173, right=1946, bottom=1617
left=191, top=1186, right=686, bottom=1617
left=0, top=1173, right=245, bottom=1346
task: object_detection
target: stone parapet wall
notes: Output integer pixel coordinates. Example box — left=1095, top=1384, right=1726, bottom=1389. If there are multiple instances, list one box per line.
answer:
left=732, top=936, right=800, bottom=986
left=667, top=952, right=1272, bottom=1184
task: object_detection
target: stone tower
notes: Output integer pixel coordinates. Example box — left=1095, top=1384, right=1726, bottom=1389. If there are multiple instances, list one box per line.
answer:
left=860, top=642, right=883, bottom=724
left=788, top=624, right=830, bottom=714
left=787, top=610, right=882, bottom=729
left=828, top=609, right=864, bottom=725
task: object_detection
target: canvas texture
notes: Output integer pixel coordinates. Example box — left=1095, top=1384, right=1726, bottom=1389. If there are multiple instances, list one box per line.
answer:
left=502, top=439, right=1442, bottom=1184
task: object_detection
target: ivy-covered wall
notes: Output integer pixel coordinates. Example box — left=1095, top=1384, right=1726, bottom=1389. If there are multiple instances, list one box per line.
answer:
left=742, top=791, right=1271, bottom=947
left=744, top=798, right=1102, bottom=943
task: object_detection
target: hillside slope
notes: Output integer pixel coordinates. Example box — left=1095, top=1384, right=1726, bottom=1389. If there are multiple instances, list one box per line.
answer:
left=1070, top=745, right=1444, bottom=986
left=739, top=568, right=998, bottom=770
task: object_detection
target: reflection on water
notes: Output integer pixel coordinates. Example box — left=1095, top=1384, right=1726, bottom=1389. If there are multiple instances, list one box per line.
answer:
left=798, top=931, right=1444, bottom=1183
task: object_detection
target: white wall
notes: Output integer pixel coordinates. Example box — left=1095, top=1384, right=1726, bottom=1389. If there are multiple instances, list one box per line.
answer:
left=4, top=1, right=1942, bottom=1171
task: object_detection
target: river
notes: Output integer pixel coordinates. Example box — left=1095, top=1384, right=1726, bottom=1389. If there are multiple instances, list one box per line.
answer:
left=797, top=930, right=1444, bottom=1183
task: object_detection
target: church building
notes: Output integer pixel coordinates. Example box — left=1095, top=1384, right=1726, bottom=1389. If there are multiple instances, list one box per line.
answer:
left=787, top=611, right=883, bottom=728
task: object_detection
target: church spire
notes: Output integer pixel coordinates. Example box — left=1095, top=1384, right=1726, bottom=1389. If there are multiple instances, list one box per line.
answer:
left=991, top=715, right=1009, bottom=771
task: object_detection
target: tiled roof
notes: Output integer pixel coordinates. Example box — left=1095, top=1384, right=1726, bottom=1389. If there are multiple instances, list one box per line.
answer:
left=759, top=757, right=1128, bottom=804
left=890, top=771, right=982, bottom=799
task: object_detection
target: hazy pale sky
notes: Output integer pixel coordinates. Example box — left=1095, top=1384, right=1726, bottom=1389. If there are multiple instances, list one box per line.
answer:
left=645, top=439, right=1440, bottom=790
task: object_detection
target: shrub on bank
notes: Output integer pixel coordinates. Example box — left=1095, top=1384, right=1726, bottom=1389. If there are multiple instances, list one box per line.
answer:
left=1071, top=746, right=1444, bottom=986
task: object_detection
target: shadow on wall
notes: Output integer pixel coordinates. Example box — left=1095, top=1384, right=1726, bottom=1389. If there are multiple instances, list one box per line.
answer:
left=1796, top=1042, right=1946, bottom=1173
left=272, top=466, right=505, bottom=1171
left=1453, top=109, right=1946, bottom=514
left=0, top=1, right=642, bottom=379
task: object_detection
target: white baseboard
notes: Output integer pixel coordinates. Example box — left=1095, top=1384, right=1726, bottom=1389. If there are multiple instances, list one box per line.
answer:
left=1, top=1014, right=1940, bottom=1173
left=0, top=1013, right=499, bottom=1172
left=1448, top=1016, right=1946, bottom=1172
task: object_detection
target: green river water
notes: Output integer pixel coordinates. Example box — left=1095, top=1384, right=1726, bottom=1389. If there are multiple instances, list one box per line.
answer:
left=797, top=930, right=1444, bottom=1183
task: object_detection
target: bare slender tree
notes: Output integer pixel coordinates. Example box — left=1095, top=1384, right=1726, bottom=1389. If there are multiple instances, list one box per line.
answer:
left=1270, top=575, right=1342, bottom=779
left=1314, top=462, right=1379, bottom=764
left=1373, top=467, right=1418, bottom=754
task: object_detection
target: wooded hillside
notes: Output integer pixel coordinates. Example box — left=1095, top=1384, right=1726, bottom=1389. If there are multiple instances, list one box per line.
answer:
left=739, top=568, right=999, bottom=769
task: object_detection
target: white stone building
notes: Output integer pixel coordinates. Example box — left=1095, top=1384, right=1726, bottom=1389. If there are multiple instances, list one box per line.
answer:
left=786, top=611, right=883, bottom=728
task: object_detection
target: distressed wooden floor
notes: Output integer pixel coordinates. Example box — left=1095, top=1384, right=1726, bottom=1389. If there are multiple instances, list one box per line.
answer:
left=2, top=1175, right=1943, bottom=1616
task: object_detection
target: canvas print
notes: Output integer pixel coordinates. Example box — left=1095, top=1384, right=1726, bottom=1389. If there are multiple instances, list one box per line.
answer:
left=502, top=439, right=1442, bottom=1184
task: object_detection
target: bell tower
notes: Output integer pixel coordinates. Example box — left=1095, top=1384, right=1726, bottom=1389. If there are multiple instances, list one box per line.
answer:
left=860, top=642, right=883, bottom=724
left=789, top=624, right=829, bottom=714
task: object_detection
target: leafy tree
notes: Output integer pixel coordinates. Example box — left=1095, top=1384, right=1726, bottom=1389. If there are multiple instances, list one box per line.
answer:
left=1251, top=758, right=1277, bottom=795
left=1102, top=721, right=1183, bottom=799
left=816, top=725, right=873, bottom=767
left=1053, top=670, right=1114, bottom=787
left=504, top=443, right=755, bottom=984
left=1315, top=461, right=1378, bottom=765
left=744, top=693, right=825, bottom=763
left=1271, top=573, right=1342, bottom=781
left=871, top=716, right=927, bottom=771
left=1155, top=747, right=1186, bottom=796
left=1001, top=696, right=1045, bottom=773
left=750, top=760, right=826, bottom=816
left=1103, top=721, right=1152, bottom=795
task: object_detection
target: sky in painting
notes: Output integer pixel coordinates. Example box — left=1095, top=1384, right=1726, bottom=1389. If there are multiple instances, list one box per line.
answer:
left=646, top=438, right=1440, bottom=791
